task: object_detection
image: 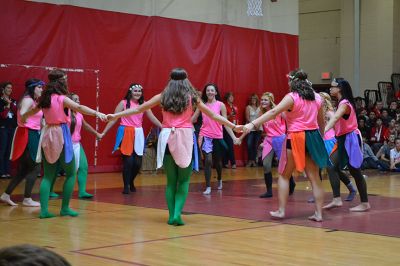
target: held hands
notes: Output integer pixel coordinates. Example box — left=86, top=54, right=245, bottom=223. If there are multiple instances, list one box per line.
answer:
left=233, top=137, right=241, bottom=145
left=96, top=132, right=105, bottom=140
left=106, top=113, right=117, bottom=121
left=95, top=112, right=107, bottom=122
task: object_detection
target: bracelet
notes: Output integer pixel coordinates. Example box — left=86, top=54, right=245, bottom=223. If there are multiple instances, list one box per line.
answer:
left=250, top=121, right=256, bottom=128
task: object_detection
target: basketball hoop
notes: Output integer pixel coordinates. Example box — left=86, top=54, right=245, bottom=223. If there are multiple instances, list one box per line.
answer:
left=247, top=0, right=263, bottom=16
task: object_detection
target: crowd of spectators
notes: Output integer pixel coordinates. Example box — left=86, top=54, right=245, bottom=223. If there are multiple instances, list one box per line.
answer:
left=355, top=99, right=400, bottom=172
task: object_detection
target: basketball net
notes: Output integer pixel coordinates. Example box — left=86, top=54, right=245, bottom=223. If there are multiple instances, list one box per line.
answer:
left=247, top=0, right=263, bottom=16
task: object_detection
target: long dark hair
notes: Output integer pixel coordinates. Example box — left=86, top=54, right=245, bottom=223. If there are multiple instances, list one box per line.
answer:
left=68, top=93, right=77, bottom=134
left=161, top=68, right=198, bottom=114
left=288, top=69, right=315, bottom=100
left=124, top=83, right=144, bottom=109
left=334, top=78, right=356, bottom=110
left=201, top=83, right=221, bottom=103
left=37, top=69, right=68, bottom=108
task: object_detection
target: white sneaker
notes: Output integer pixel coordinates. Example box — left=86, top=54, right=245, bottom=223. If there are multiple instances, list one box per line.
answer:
left=217, top=180, right=223, bottom=190
left=0, top=193, right=18, bottom=206
left=203, top=187, right=211, bottom=195
left=22, top=198, right=40, bottom=207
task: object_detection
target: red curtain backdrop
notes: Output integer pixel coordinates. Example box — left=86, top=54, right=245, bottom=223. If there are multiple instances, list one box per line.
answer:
left=0, top=0, right=298, bottom=172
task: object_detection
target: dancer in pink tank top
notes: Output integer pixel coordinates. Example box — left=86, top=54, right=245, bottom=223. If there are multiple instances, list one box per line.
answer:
left=100, top=83, right=162, bottom=194
left=325, top=78, right=370, bottom=212
left=319, top=92, right=357, bottom=209
left=108, top=68, right=236, bottom=226
left=258, top=92, right=296, bottom=198
left=22, top=69, right=107, bottom=219
left=237, top=69, right=330, bottom=222
left=192, top=83, right=239, bottom=195
left=1, top=79, right=44, bottom=207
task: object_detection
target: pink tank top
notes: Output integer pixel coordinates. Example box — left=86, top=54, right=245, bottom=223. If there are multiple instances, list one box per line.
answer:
left=334, top=99, right=358, bottom=136
left=162, top=98, right=193, bottom=128
left=200, top=101, right=223, bottom=139
left=285, top=92, right=322, bottom=133
left=262, top=113, right=286, bottom=137
left=17, top=97, right=42, bottom=130
left=120, top=100, right=144, bottom=127
left=69, top=112, right=83, bottom=143
left=42, top=94, right=70, bottom=124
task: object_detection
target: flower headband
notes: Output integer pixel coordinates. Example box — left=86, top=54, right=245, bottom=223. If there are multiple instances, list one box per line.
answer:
left=129, top=84, right=142, bottom=91
left=331, top=78, right=339, bottom=87
left=286, top=74, right=312, bottom=86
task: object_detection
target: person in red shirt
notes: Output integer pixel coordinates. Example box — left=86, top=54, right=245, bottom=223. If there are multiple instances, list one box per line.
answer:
left=223, top=92, right=238, bottom=168
left=370, top=117, right=389, bottom=153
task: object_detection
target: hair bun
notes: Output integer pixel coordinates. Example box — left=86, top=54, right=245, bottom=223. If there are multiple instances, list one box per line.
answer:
left=170, top=68, right=188, bottom=80
left=294, top=70, right=308, bottom=80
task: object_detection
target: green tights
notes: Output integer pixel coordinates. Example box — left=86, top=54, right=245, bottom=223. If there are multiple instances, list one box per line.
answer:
left=50, top=145, right=92, bottom=199
left=40, top=151, right=78, bottom=219
left=164, top=155, right=192, bottom=226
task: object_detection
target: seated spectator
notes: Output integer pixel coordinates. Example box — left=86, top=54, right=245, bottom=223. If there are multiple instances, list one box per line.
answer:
left=358, top=117, right=370, bottom=140
left=367, top=111, right=376, bottom=128
left=361, top=138, right=388, bottom=171
left=0, top=244, right=71, bottom=265
left=380, top=108, right=392, bottom=127
left=390, top=138, right=400, bottom=171
left=388, top=119, right=397, bottom=137
left=358, top=109, right=369, bottom=121
left=372, top=100, right=384, bottom=117
left=395, top=121, right=400, bottom=137
left=388, top=100, right=398, bottom=118
left=377, top=134, right=395, bottom=167
left=370, top=117, right=389, bottom=153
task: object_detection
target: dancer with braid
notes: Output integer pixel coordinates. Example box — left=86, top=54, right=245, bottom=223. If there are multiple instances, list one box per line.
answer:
left=324, top=78, right=370, bottom=211
left=0, top=79, right=44, bottom=207
left=319, top=92, right=357, bottom=209
left=107, top=68, right=236, bottom=225
left=258, top=92, right=296, bottom=198
left=239, top=69, right=330, bottom=221
left=22, top=69, right=106, bottom=218
left=100, top=83, right=162, bottom=194
left=192, top=83, right=240, bottom=195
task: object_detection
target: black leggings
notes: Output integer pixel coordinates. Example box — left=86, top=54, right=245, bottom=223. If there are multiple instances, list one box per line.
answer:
left=203, top=151, right=222, bottom=187
left=122, top=152, right=142, bottom=189
left=331, top=151, right=368, bottom=202
left=5, top=148, right=40, bottom=198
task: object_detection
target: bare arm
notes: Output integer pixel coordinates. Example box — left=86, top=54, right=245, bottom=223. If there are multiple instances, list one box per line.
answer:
left=108, top=94, right=161, bottom=120
left=220, top=103, right=239, bottom=143
left=82, top=118, right=101, bottom=138
left=245, top=106, right=251, bottom=123
left=101, top=101, right=124, bottom=137
left=390, top=152, right=395, bottom=169
left=191, top=108, right=200, bottom=123
left=325, top=104, right=348, bottom=132
left=19, top=98, right=34, bottom=117
left=63, top=97, right=106, bottom=121
left=145, top=109, right=162, bottom=128
left=317, top=105, right=325, bottom=136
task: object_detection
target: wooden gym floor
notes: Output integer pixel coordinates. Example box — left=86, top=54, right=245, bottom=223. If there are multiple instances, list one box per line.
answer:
left=0, top=167, right=400, bottom=265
